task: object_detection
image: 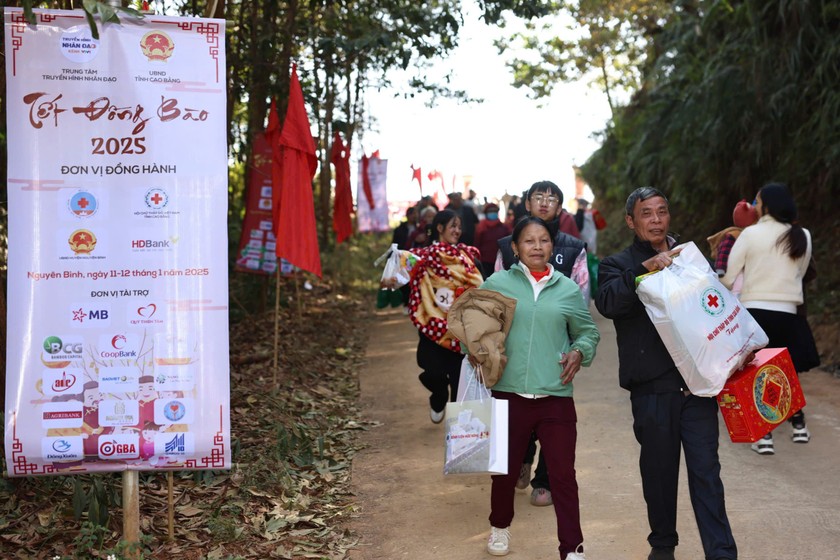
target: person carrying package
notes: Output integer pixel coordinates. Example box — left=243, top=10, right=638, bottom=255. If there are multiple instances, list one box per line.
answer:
left=477, top=216, right=599, bottom=559
left=595, top=187, right=738, bottom=560
left=720, top=182, right=819, bottom=455
left=706, top=200, right=758, bottom=294
left=408, top=209, right=483, bottom=424
left=494, top=180, right=589, bottom=507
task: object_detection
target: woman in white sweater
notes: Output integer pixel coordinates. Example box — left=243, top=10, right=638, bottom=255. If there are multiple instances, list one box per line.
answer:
left=721, top=183, right=819, bottom=455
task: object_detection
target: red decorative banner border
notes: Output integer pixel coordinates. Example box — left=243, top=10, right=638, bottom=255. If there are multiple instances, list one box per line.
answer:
left=8, top=10, right=83, bottom=77
left=156, top=19, right=223, bottom=83
left=7, top=10, right=222, bottom=82
left=8, top=406, right=228, bottom=476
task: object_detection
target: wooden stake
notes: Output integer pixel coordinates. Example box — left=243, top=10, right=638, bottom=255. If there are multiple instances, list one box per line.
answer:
left=295, top=273, right=302, bottom=319
left=122, top=470, right=140, bottom=559
left=272, top=267, right=281, bottom=385
left=167, top=471, right=175, bottom=541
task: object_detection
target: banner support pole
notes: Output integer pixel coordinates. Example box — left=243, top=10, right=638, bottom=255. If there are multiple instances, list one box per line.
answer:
left=273, top=267, right=281, bottom=385
left=167, top=471, right=175, bottom=541
left=122, top=470, right=140, bottom=559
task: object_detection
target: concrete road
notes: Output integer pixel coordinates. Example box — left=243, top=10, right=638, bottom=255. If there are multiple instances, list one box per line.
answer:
left=348, top=306, right=840, bottom=560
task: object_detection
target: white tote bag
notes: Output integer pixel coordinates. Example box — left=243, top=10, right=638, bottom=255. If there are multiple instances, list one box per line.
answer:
left=444, top=362, right=508, bottom=475
left=636, top=242, right=768, bottom=397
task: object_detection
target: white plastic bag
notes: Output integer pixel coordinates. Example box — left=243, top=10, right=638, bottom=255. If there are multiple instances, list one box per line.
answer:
left=377, top=243, right=418, bottom=289
left=444, top=359, right=508, bottom=475
left=455, top=358, right=492, bottom=402
left=636, top=242, right=768, bottom=397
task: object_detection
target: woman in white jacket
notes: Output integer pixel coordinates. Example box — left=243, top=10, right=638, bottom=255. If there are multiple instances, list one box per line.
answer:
left=721, top=183, right=819, bottom=455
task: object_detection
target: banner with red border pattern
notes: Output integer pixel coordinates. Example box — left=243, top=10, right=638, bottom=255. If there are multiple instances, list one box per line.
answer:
left=3, top=8, right=230, bottom=476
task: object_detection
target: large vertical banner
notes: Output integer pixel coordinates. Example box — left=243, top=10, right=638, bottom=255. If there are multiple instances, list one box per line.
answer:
left=233, top=132, right=279, bottom=275
left=356, top=157, right=390, bottom=232
left=3, top=8, right=231, bottom=475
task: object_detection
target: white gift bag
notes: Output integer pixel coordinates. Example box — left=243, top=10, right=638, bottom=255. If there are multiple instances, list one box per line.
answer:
left=444, top=363, right=508, bottom=475
left=636, top=242, right=768, bottom=397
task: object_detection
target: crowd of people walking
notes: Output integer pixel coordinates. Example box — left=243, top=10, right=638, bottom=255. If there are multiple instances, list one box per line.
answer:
left=383, top=179, right=817, bottom=560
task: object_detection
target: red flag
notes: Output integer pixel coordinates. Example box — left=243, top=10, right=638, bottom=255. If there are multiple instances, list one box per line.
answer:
left=360, top=154, right=375, bottom=210
left=272, top=65, right=322, bottom=277
left=331, top=132, right=353, bottom=244
left=411, top=164, right=423, bottom=193
left=428, top=169, right=447, bottom=208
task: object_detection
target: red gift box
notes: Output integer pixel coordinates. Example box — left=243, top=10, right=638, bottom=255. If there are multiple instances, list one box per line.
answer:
left=716, top=347, right=806, bottom=443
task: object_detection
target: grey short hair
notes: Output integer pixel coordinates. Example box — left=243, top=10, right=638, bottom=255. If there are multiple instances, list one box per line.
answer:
left=625, top=186, right=668, bottom=216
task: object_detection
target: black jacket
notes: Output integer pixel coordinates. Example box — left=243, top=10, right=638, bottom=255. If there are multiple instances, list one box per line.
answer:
left=497, top=227, right=585, bottom=278
left=594, top=236, right=685, bottom=393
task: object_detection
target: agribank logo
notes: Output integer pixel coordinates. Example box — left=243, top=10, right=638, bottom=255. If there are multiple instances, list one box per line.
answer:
left=41, top=402, right=84, bottom=429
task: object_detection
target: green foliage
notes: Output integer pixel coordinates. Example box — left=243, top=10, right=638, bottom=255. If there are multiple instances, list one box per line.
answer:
left=580, top=0, right=840, bottom=324
left=19, top=0, right=144, bottom=39
left=69, top=521, right=109, bottom=558
left=72, top=474, right=120, bottom=527
left=495, top=0, right=672, bottom=113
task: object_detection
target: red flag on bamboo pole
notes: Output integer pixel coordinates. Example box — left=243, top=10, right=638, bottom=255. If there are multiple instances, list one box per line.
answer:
left=411, top=164, right=423, bottom=194
left=331, top=132, right=353, bottom=244
left=272, top=64, right=322, bottom=277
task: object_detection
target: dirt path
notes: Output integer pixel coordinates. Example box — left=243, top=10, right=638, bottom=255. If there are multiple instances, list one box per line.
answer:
left=349, top=306, right=840, bottom=560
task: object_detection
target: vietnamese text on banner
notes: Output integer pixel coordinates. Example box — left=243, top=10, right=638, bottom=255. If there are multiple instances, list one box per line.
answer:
left=3, top=8, right=231, bottom=476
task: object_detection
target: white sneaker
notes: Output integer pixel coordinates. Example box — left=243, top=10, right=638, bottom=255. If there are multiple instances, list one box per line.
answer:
left=430, top=407, right=445, bottom=424
left=791, top=421, right=811, bottom=443
left=486, top=526, right=511, bottom=556
left=566, top=544, right=586, bottom=559
left=751, top=434, right=774, bottom=455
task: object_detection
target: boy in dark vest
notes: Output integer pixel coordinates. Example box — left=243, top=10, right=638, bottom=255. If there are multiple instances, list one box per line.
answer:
left=493, top=180, right=589, bottom=506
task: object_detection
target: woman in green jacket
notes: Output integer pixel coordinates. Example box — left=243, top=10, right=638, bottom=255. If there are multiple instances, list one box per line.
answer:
left=479, top=216, right=600, bottom=560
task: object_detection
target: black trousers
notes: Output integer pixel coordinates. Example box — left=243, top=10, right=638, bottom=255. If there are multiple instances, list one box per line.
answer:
left=631, top=391, right=737, bottom=560
left=523, top=432, right=550, bottom=489
left=416, top=333, right=463, bottom=412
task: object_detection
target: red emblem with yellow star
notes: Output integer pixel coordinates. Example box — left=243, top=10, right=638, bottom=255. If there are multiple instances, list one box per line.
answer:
left=69, top=229, right=97, bottom=254
left=140, top=30, right=175, bottom=62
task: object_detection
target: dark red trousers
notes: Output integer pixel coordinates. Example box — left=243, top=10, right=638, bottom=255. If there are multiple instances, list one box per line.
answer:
left=489, top=392, right=582, bottom=559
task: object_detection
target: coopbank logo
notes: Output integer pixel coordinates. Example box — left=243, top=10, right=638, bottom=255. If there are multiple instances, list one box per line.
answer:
left=98, top=333, right=141, bottom=360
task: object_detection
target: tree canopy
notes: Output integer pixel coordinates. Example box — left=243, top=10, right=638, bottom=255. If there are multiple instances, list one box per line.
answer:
left=501, top=0, right=840, bottom=321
